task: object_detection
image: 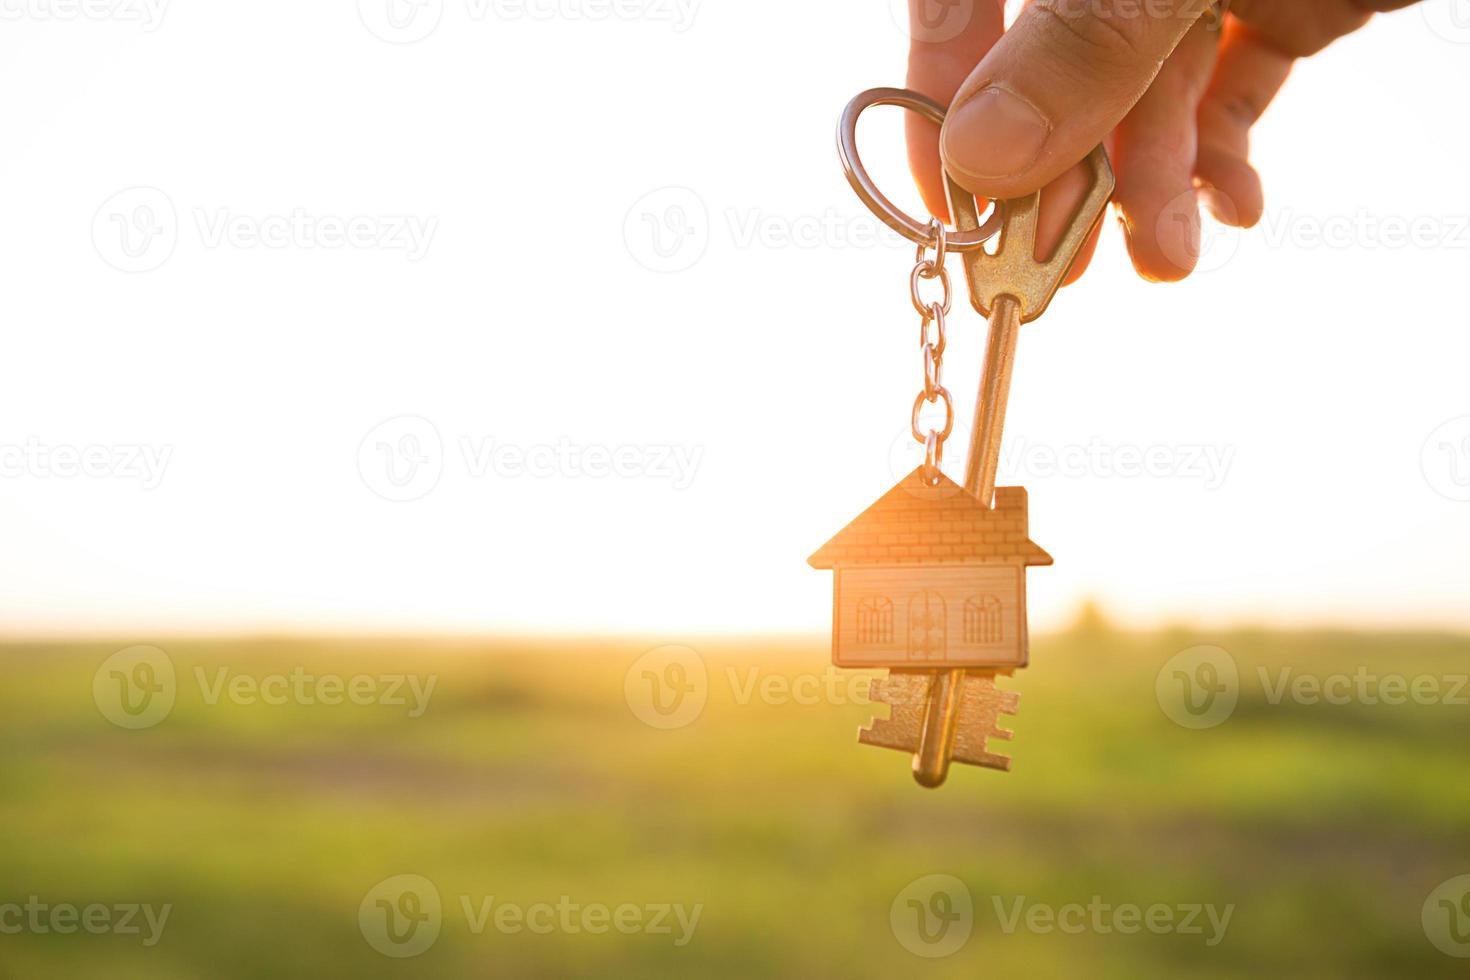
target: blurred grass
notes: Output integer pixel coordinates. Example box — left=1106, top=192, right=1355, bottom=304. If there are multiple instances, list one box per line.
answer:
left=0, top=627, right=1467, bottom=978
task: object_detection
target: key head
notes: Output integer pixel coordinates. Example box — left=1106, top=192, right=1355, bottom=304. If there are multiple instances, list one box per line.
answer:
left=945, top=146, right=1114, bottom=323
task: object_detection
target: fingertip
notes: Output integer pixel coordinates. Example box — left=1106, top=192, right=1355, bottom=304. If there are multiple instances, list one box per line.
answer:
left=1195, top=148, right=1263, bottom=227
left=1121, top=189, right=1200, bottom=283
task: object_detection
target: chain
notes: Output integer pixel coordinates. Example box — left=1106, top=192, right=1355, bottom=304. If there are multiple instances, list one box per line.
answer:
left=909, top=219, right=954, bottom=485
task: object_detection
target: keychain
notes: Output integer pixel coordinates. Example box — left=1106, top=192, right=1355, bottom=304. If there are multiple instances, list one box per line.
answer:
left=809, top=89, right=1114, bottom=788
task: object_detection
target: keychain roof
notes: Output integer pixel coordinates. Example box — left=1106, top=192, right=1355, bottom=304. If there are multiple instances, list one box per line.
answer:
left=808, top=467, right=1051, bottom=569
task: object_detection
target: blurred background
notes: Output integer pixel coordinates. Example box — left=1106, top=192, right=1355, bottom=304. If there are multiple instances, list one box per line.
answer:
left=1, top=1, right=1469, bottom=977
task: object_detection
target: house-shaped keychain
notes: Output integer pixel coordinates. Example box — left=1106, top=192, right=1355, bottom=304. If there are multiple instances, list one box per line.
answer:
left=808, top=467, right=1052, bottom=670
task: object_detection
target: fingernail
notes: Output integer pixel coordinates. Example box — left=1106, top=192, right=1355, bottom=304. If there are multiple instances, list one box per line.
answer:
left=942, top=86, right=1051, bottom=182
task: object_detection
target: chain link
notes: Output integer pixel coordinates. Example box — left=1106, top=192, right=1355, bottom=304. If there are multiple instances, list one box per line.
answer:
left=910, top=219, right=953, bottom=485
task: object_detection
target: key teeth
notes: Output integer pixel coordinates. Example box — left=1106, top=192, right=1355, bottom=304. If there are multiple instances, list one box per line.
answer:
left=857, top=672, right=929, bottom=752
left=858, top=671, right=1019, bottom=774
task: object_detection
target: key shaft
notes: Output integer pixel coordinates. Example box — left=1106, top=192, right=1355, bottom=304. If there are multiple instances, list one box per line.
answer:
left=913, top=294, right=1021, bottom=787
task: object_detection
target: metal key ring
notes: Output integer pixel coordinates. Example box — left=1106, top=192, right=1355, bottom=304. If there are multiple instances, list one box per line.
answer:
left=838, top=87, right=1003, bottom=253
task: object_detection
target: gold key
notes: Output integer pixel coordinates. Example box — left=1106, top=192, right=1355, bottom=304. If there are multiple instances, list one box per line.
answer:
left=814, top=88, right=1114, bottom=787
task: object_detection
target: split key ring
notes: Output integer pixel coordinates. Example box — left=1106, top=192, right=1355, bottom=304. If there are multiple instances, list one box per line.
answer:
left=836, top=87, right=1004, bottom=253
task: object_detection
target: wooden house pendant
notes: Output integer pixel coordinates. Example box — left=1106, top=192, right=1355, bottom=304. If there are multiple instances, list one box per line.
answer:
left=808, top=468, right=1051, bottom=669
left=808, top=467, right=1052, bottom=779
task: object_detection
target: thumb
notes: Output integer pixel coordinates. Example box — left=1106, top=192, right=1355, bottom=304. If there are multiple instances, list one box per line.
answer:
left=941, top=0, right=1201, bottom=200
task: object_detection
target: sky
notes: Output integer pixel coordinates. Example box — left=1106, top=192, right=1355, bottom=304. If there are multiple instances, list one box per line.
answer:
left=2, top=1, right=1469, bottom=636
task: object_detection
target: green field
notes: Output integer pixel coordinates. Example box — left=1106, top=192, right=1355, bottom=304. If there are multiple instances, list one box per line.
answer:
left=1, top=627, right=1468, bottom=978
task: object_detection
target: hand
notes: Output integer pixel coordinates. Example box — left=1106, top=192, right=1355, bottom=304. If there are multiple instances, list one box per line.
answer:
left=906, top=0, right=1421, bottom=282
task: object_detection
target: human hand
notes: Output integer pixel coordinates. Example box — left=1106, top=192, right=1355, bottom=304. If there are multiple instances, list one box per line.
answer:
left=906, top=0, right=1421, bottom=282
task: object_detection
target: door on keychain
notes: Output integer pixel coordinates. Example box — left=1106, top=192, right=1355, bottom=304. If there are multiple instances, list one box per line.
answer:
left=906, top=589, right=947, bottom=662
